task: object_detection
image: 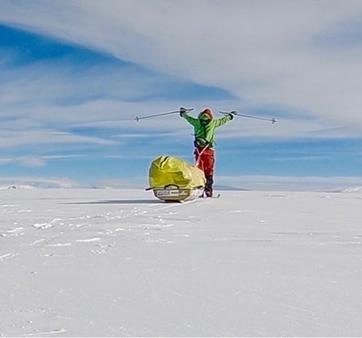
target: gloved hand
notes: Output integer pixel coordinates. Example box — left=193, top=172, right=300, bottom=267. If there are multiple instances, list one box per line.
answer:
left=228, top=111, right=236, bottom=119
left=179, top=107, right=187, bottom=117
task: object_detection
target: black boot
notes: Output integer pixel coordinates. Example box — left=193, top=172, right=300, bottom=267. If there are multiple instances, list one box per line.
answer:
left=205, top=176, right=214, bottom=197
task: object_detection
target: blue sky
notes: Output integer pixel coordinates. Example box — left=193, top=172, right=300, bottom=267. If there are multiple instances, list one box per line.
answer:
left=1, top=0, right=362, bottom=190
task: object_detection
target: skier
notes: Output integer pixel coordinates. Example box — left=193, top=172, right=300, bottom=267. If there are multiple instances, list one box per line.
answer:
left=180, top=107, right=235, bottom=197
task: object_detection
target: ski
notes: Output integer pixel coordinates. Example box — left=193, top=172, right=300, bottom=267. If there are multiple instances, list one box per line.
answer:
left=200, top=193, right=221, bottom=199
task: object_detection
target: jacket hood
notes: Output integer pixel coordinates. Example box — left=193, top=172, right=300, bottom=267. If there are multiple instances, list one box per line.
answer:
left=198, top=108, right=213, bottom=120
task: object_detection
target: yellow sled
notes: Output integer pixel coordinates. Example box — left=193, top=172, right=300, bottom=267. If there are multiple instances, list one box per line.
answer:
left=149, top=156, right=205, bottom=202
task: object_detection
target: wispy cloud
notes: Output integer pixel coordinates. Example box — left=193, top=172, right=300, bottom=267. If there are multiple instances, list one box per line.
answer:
left=0, top=155, right=88, bottom=167
left=0, top=176, right=78, bottom=188
left=1, top=0, right=362, bottom=131
left=270, top=155, right=332, bottom=162
left=0, top=129, right=116, bottom=149
left=18, top=156, right=45, bottom=167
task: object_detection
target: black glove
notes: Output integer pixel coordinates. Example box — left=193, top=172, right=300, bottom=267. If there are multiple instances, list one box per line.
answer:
left=228, top=111, right=236, bottom=120
left=179, top=107, right=187, bottom=117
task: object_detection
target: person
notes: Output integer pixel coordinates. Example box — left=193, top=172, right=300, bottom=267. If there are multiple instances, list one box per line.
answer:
left=180, top=107, right=235, bottom=197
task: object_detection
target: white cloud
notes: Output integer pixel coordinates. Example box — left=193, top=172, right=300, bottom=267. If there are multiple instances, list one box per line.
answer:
left=0, top=129, right=116, bottom=149
left=0, top=154, right=92, bottom=167
left=1, top=0, right=362, bottom=139
left=0, top=0, right=362, bottom=126
left=18, top=156, right=45, bottom=167
left=0, top=176, right=78, bottom=188
left=0, top=156, right=45, bottom=167
left=43, top=154, right=87, bottom=160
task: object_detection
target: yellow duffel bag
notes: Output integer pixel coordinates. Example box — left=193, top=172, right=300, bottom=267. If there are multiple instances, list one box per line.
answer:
left=149, top=156, right=205, bottom=189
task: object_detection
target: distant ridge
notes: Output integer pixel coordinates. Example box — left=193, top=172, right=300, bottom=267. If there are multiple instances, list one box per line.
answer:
left=341, top=186, right=362, bottom=193
left=0, top=185, right=35, bottom=190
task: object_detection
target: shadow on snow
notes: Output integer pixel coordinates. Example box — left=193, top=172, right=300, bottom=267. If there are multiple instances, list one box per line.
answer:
left=65, top=199, right=163, bottom=205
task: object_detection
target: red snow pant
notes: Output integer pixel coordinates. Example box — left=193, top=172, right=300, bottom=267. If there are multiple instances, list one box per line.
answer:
left=195, top=147, right=215, bottom=196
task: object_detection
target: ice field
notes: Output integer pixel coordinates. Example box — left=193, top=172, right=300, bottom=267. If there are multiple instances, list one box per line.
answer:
left=1, top=188, right=362, bottom=336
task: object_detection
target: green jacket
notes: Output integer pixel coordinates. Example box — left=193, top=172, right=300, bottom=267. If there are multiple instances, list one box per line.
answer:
left=181, top=112, right=232, bottom=148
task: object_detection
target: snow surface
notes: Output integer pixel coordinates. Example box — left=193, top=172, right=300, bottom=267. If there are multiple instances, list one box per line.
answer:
left=342, top=186, right=362, bottom=193
left=1, top=189, right=362, bottom=337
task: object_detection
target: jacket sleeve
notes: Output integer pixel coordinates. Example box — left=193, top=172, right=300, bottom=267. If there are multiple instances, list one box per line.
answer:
left=214, top=115, right=233, bottom=128
left=181, top=113, right=199, bottom=127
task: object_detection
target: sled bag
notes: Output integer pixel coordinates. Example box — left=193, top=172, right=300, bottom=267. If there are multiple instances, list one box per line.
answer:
left=149, top=156, right=206, bottom=189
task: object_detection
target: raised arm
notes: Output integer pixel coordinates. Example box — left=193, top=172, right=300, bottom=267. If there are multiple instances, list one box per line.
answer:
left=214, top=112, right=235, bottom=128
left=180, top=107, right=199, bottom=127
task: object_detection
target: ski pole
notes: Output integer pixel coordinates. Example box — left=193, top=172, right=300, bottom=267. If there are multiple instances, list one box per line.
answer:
left=135, top=108, right=193, bottom=121
left=220, top=111, right=277, bottom=124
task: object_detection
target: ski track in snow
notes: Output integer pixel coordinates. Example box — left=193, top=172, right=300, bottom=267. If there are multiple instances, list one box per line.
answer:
left=0, top=252, right=19, bottom=261
left=1, top=189, right=362, bottom=336
left=20, top=328, right=67, bottom=337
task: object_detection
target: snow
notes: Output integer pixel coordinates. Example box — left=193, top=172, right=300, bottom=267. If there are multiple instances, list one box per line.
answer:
left=0, top=185, right=35, bottom=190
left=1, top=189, right=362, bottom=336
left=342, top=186, right=362, bottom=193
